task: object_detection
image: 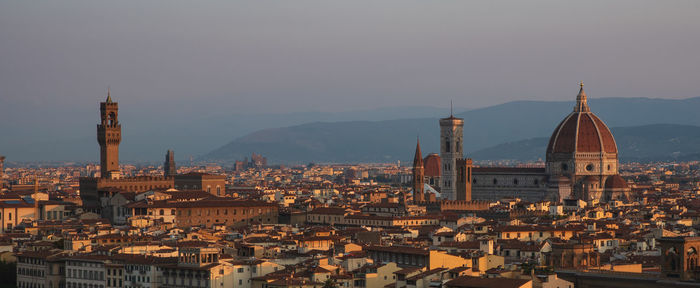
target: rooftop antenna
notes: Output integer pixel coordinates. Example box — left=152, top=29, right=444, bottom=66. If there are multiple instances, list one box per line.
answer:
left=450, top=100, right=453, bottom=116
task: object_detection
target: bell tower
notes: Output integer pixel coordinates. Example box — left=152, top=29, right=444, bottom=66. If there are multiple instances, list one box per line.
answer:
left=97, top=89, right=121, bottom=179
left=439, top=103, right=464, bottom=200
left=412, top=138, right=425, bottom=203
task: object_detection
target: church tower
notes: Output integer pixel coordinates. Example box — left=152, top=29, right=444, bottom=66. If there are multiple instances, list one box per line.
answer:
left=412, top=138, right=425, bottom=203
left=439, top=108, right=464, bottom=200
left=164, top=150, right=176, bottom=177
left=97, top=89, right=121, bottom=179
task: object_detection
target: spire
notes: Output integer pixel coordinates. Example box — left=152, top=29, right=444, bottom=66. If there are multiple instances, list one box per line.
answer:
left=574, top=81, right=589, bottom=112
left=106, top=87, right=113, bottom=103
left=450, top=100, right=453, bottom=117
left=413, top=137, right=423, bottom=166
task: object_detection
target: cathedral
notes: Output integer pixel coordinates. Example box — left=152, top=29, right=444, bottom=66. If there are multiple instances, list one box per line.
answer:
left=412, top=83, right=632, bottom=203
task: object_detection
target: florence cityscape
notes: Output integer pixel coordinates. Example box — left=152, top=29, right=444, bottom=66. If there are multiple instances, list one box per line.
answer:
left=2, top=1, right=700, bottom=288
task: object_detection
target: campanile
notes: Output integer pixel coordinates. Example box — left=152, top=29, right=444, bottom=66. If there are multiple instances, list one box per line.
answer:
left=97, top=89, right=121, bottom=179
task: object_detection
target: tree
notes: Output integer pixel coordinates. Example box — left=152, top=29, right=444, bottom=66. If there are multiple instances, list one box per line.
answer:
left=322, top=278, right=338, bottom=288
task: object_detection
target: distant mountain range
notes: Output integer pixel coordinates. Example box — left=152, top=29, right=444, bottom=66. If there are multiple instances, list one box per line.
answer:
left=203, top=97, right=700, bottom=164
left=0, top=105, right=453, bottom=162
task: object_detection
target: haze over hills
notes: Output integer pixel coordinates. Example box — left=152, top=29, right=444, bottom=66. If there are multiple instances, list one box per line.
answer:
left=7, top=96, right=700, bottom=164
left=204, top=97, right=700, bottom=164
left=471, top=124, right=700, bottom=162
left=1, top=105, right=453, bottom=163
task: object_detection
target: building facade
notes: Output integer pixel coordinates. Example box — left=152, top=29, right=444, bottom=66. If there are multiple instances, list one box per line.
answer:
left=97, top=90, right=121, bottom=180
left=438, top=84, right=631, bottom=203
left=439, top=114, right=464, bottom=200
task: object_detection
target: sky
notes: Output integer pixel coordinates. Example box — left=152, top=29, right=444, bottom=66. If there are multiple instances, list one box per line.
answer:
left=1, top=0, right=700, bottom=161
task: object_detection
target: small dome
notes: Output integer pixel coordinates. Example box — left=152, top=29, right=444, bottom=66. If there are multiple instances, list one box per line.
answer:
left=423, top=153, right=441, bottom=177
left=546, top=85, right=617, bottom=155
left=605, top=175, right=628, bottom=189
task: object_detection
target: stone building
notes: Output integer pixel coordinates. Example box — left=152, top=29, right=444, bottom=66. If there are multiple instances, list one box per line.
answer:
left=439, top=112, right=464, bottom=201
left=164, top=150, right=176, bottom=178
left=429, top=84, right=632, bottom=203
left=173, top=199, right=278, bottom=228
left=412, top=138, right=425, bottom=203
left=80, top=93, right=227, bottom=213
left=98, top=89, right=121, bottom=180
left=660, top=237, right=700, bottom=281
left=173, top=173, right=226, bottom=196
left=547, top=243, right=600, bottom=269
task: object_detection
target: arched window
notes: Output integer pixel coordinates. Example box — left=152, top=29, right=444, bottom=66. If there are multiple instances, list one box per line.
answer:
left=159, top=209, right=164, bottom=216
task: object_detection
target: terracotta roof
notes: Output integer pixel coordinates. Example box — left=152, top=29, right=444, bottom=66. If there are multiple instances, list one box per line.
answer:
left=423, top=154, right=441, bottom=177
left=445, top=276, right=530, bottom=288
left=605, top=175, right=629, bottom=189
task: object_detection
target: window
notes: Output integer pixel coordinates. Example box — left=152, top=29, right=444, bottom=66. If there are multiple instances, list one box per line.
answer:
left=445, top=141, right=450, bottom=152
left=586, top=164, right=594, bottom=171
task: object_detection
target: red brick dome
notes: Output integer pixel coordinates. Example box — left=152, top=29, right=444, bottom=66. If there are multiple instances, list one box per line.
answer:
left=546, top=85, right=617, bottom=155
left=605, top=175, right=628, bottom=189
left=423, top=153, right=441, bottom=177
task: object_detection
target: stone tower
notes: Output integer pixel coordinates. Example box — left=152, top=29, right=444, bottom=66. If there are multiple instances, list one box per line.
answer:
left=164, top=150, right=176, bottom=177
left=97, top=89, right=121, bottom=179
left=412, top=138, right=424, bottom=203
left=456, top=158, right=473, bottom=201
left=439, top=110, right=464, bottom=200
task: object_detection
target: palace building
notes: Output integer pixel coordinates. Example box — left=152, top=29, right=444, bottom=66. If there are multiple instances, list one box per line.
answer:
left=79, top=91, right=226, bottom=213
left=414, top=84, right=632, bottom=203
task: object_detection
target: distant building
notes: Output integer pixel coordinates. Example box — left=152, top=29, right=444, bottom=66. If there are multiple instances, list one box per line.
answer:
left=164, top=150, right=176, bottom=178
left=80, top=92, right=225, bottom=212
left=173, top=173, right=226, bottom=196
left=412, top=138, right=424, bottom=203
left=97, top=89, right=121, bottom=180
left=0, top=155, right=5, bottom=187
left=439, top=110, right=464, bottom=200
left=234, top=153, right=268, bottom=171
left=423, top=153, right=441, bottom=188
left=434, top=84, right=631, bottom=203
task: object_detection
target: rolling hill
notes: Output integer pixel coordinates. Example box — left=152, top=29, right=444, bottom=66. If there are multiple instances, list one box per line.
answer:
left=203, top=97, right=700, bottom=164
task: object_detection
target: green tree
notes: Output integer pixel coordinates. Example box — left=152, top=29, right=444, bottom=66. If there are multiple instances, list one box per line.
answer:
left=322, top=278, right=338, bottom=288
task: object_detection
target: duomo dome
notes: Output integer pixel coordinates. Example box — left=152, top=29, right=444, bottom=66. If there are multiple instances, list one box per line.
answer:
left=545, top=83, right=627, bottom=202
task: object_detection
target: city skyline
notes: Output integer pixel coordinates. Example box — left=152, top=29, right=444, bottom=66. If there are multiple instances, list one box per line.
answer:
left=3, top=2, right=700, bottom=287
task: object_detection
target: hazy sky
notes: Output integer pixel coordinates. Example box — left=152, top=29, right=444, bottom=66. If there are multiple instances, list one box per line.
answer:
left=1, top=0, right=699, bottom=115
left=1, top=1, right=700, bottom=162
